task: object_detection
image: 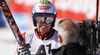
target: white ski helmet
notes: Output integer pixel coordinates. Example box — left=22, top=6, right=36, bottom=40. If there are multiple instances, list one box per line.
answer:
left=32, top=0, right=57, bottom=27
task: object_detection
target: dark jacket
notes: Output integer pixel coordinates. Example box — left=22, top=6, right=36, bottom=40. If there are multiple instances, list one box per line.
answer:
left=51, top=42, right=87, bottom=55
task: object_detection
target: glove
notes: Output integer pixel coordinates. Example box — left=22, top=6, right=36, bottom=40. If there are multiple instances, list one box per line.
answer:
left=17, top=44, right=31, bottom=55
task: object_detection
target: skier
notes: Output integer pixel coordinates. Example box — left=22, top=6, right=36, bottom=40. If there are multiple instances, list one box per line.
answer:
left=15, top=0, right=61, bottom=55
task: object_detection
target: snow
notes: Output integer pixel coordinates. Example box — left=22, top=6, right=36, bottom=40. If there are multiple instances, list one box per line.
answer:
left=0, top=28, right=17, bottom=55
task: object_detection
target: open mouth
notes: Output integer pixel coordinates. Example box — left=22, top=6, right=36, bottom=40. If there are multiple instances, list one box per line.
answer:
left=41, top=26, right=47, bottom=29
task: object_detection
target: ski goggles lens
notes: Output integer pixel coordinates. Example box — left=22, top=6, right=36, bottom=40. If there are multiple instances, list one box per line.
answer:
left=35, top=15, right=54, bottom=24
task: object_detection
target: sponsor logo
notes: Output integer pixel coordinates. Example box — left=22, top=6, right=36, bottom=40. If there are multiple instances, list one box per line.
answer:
left=38, top=5, right=51, bottom=10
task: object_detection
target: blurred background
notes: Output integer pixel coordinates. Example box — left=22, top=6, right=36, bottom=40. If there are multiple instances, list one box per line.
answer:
left=0, top=0, right=99, bottom=55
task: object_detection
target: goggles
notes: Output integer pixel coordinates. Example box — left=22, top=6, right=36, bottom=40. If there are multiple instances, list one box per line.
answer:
left=34, top=14, right=54, bottom=24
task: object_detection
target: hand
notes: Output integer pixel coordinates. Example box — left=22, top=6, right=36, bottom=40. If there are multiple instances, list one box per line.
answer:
left=17, top=45, right=31, bottom=55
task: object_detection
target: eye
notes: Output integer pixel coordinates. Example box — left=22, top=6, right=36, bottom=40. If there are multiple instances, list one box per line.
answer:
left=41, top=17, right=45, bottom=22
left=46, top=19, right=50, bottom=21
left=46, top=17, right=53, bottom=23
left=46, top=19, right=51, bottom=23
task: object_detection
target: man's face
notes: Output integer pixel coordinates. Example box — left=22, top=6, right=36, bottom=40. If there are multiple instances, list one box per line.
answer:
left=35, top=14, right=54, bottom=34
left=37, top=23, right=51, bottom=34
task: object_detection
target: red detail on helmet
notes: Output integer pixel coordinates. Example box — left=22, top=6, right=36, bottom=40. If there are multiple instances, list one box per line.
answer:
left=38, top=5, right=51, bottom=8
left=40, top=8, right=49, bottom=10
left=39, top=5, right=51, bottom=10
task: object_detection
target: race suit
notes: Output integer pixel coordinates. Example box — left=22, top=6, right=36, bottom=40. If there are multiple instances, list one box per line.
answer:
left=15, top=28, right=61, bottom=55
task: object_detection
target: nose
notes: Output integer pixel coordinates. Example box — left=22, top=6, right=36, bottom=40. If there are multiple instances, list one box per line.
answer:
left=42, top=17, right=47, bottom=24
left=42, top=22, right=47, bottom=25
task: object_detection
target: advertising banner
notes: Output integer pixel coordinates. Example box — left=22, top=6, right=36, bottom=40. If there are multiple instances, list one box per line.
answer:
left=10, top=0, right=97, bottom=22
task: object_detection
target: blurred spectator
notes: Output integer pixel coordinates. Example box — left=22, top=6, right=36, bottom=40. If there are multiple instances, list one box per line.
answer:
left=52, top=19, right=87, bottom=55
left=0, top=8, right=6, bottom=27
